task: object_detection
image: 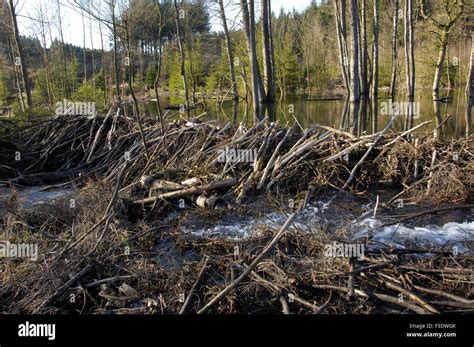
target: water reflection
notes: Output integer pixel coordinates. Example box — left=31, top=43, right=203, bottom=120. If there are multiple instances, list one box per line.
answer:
left=140, top=89, right=472, bottom=138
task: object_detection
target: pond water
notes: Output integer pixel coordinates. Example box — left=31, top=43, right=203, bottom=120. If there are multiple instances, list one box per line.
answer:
left=140, top=88, right=472, bottom=138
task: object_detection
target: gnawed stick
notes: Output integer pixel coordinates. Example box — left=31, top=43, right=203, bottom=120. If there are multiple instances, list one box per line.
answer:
left=412, top=285, right=474, bottom=305
left=372, top=293, right=430, bottom=314
left=382, top=279, right=440, bottom=314
left=133, top=178, right=237, bottom=205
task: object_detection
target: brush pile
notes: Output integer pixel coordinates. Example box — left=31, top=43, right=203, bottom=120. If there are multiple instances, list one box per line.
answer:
left=0, top=109, right=473, bottom=314
left=5, top=109, right=474, bottom=205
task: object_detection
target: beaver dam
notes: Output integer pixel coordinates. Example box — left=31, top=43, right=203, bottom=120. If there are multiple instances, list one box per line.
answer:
left=0, top=108, right=473, bottom=314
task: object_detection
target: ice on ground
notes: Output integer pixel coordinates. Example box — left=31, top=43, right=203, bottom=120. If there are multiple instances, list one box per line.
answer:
left=182, top=200, right=333, bottom=240
left=182, top=196, right=474, bottom=254
left=0, top=186, right=74, bottom=208
left=353, top=218, right=474, bottom=254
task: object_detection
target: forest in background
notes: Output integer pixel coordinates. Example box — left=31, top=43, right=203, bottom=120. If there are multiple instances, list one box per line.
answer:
left=0, top=0, right=473, bottom=121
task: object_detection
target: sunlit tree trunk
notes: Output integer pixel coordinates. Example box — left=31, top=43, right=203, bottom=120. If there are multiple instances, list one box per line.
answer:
left=241, top=0, right=265, bottom=118
left=389, top=0, right=399, bottom=99
left=467, top=33, right=474, bottom=101
left=371, top=0, right=379, bottom=98
left=359, top=0, right=369, bottom=98
left=334, top=0, right=350, bottom=94
left=173, top=0, right=190, bottom=117
left=152, top=0, right=164, bottom=128
left=466, top=33, right=473, bottom=137
left=218, top=0, right=238, bottom=102
left=404, top=0, right=415, bottom=129
left=349, top=0, right=360, bottom=102
left=262, top=0, right=275, bottom=103
left=8, top=0, right=32, bottom=110
left=57, top=0, right=70, bottom=98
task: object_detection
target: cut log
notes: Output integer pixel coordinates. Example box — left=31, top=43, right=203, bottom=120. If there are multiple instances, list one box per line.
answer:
left=133, top=178, right=238, bottom=205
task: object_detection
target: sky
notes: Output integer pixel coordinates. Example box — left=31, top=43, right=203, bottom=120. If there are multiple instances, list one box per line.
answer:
left=16, top=0, right=313, bottom=49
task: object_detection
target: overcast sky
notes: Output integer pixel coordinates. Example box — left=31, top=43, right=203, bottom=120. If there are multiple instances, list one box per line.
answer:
left=16, top=0, right=313, bottom=49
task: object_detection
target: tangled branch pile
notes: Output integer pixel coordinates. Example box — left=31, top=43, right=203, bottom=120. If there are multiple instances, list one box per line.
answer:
left=6, top=111, right=474, bottom=205
left=1, top=110, right=473, bottom=314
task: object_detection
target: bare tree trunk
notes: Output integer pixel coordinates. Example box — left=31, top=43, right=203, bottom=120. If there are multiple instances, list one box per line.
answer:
left=173, top=0, right=190, bottom=118
left=218, top=0, right=238, bottom=102
left=420, top=0, right=464, bottom=102
left=152, top=0, right=164, bottom=129
left=389, top=0, right=399, bottom=99
left=7, top=36, right=26, bottom=111
left=359, top=0, right=369, bottom=98
left=124, top=16, right=150, bottom=160
left=466, top=33, right=473, bottom=137
left=262, top=0, right=275, bottom=103
left=88, top=7, right=96, bottom=88
left=349, top=0, right=360, bottom=103
left=432, top=30, right=448, bottom=97
left=8, top=0, right=32, bottom=110
left=404, top=0, right=415, bottom=129
left=467, top=33, right=474, bottom=101
left=36, top=5, right=55, bottom=105
left=241, top=0, right=265, bottom=118
left=334, top=0, right=350, bottom=93
left=98, top=21, right=108, bottom=105
left=372, top=0, right=379, bottom=98
left=408, top=0, right=415, bottom=102
left=111, top=0, right=121, bottom=101
left=81, top=8, right=87, bottom=82
left=57, top=0, right=70, bottom=98
left=404, top=0, right=415, bottom=101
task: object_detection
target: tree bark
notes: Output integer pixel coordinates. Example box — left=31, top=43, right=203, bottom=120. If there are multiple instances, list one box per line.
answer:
left=349, top=0, right=360, bottom=102
left=404, top=0, right=414, bottom=100
left=467, top=33, right=474, bottom=102
left=111, top=0, right=121, bottom=101
left=334, top=0, right=350, bottom=94
left=262, top=0, right=275, bottom=103
left=404, top=0, right=415, bottom=130
left=372, top=0, right=379, bottom=98
left=241, top=0, right=265, bottom=118
left=174, top=0, right=190, bottom=118
left=8, top=0, right=32, bottom=110
left=218, top=0, right=239, bottom=102
left=432, top=30, right=448, bottom=96
left=57, top=0, right=71, bottom=98
left=466, top=33, right=473, bottom=137
left=359, top=0, right=369, bottom=97
left=389, top=0, right=399, bottom=99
